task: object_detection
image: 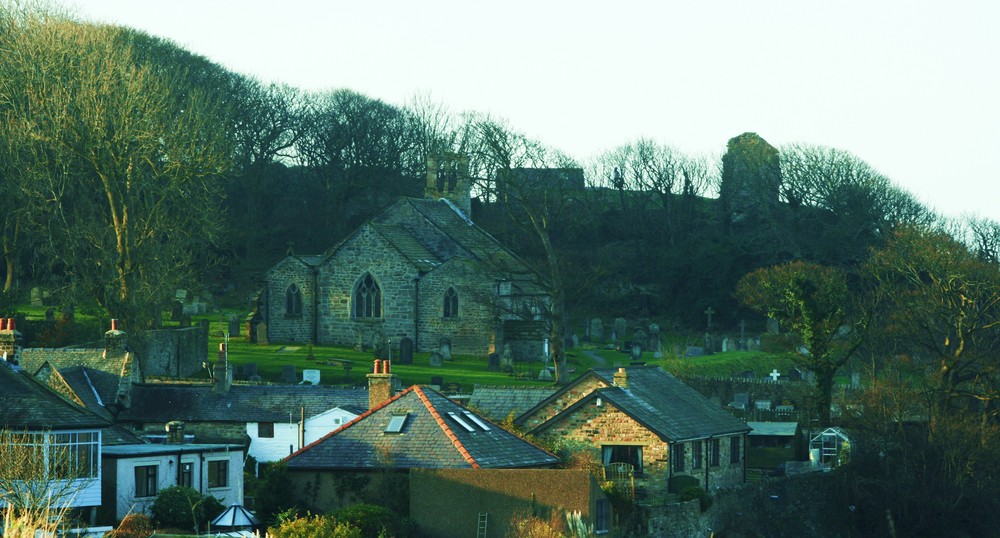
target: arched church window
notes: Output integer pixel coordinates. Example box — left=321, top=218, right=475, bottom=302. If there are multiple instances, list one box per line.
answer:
left=443, top=287, right=459, bottom=319
left=285, top=284, right=303, bottom=317
left=354, top=274, right=382, bottom=318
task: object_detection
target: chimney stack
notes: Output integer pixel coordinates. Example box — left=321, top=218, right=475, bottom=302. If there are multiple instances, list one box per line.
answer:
left=613, top=367, right=629, bottom=389
left=104, top=319, right=127, bottom=356
left=367, top=359, right=396, bottom=410
left=165, top=421, right=186, bottom=444
left=212, top=343, right=232, bottom=394
left=0, top=317, right=23, bottom=366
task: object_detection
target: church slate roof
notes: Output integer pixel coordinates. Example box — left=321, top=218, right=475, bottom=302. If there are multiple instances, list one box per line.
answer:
left=468, top=385, right=558, bottom=421
left=284, top=385, right=558, bottom=471
left=0, top=363, right=108, bottom=430
left=116, top=384, right=369, bottom=423
left=525, top=366, right=750, bottom=442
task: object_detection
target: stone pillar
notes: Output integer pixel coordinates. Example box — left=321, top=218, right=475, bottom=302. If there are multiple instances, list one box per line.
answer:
left=212, top=343, right=231, bottom=394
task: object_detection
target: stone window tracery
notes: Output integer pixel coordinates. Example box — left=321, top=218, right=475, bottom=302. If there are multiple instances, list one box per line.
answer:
left=443, top=287, right=459, bottom=319
left=354, top=274, right=382, bottom=318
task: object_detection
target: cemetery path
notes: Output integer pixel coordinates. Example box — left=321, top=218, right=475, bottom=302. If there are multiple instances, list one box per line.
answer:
left=582, top=350, right=608, bottom=367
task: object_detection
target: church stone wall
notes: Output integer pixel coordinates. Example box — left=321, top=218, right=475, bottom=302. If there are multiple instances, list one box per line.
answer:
left=317, top=226, right=419, bottom=349
left=417, top=259, right=496, bottom=355
left=265, top=257, right=317, bottom=344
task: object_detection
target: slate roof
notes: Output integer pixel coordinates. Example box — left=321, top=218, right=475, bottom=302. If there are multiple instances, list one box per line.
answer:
left=115, top=383, right=369, bottom=423
left=284, top=385, right=558, bottom=470
left=526, top=366, right=750, bottom=442
left=0, top=363, right=108, bottom=430
left=102, top=443, right=244, bottom=458
left=468, top=385, right=557, bottom=421
left=747, top=421, right=799, bottom=437
left=20, top=348, right=128, bottom=379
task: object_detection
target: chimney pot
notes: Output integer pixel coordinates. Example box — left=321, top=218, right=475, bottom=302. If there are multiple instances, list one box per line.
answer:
left=0, top=319, right=6, bottom=331
left=373, top=359, right=382, bottom=374
left=111, top=319, right=118, bottom=331
left=384, top=360, right=391, bottom=374
left=7, top=319, right=14, bottom=331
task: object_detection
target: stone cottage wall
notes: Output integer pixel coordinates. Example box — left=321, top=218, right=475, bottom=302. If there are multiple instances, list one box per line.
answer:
left=520, top=376, right=608, bottom=430
left=417, top=259, right=496, bottom=355
left=317, top=226, right=419, bottom=349
left=265, top=257, right=317, bottom=344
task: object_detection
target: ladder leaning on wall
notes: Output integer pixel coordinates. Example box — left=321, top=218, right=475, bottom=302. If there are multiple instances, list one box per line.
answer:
left=477, top=512, right=488, bottom=538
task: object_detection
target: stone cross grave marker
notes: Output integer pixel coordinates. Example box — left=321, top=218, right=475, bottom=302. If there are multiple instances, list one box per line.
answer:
left=769, top=368, right=781, bottom=382
left=704, top=307, right=715, bottom=329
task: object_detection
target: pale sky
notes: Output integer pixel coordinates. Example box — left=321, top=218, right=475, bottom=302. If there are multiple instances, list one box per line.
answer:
left=67, top=0, right=1000, bottom=222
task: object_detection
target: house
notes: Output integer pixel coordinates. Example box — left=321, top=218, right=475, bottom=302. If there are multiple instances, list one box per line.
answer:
left=113, top=346, right=368, bottom=464
left=468, top=385, right=557, bottom=421
left=99, top=434, right=244, bottom=523
left=746, top=421, right=803, bottom=472
left=410, top=468, right=611, bottom=538
left=263, top=154, right=548, bottom=358
left=516, top=366, right=751, bottom=496
left=282, top=360, right=560, bottom=514
left=0, top=330, right=107, bottom=522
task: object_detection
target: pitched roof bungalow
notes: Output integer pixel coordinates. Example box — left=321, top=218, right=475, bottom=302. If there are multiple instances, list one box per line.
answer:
left=282, top=360, right=559, bottom=513
left=517, top=366, right=751, bottom=496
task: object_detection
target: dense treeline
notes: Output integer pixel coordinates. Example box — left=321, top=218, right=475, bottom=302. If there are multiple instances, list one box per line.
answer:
left=4, top=7, right=1000, bottom=535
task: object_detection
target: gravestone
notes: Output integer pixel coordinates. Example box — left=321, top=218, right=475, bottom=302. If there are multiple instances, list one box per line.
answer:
left=500, top=344, right=514, bottom=371
left=571, top=334, right=579, bottom=348
left=487, top=353, right=500, bottom=372
left=175, top=289, right=189, bottom=302
left=732, top=393, right=750, bottom=409
left=227, top=317, right=241, bottom=338
left=256, top=322, right=269, bottom=345
left=767, top=317, right=780, bottom=335
left=244, top=363, right=258, bottom=378
left=851, top=372, right=861, bottom=388
left=302, top=369, right=321, bottom=385
left=429, top=352, right=443, bottom=367
left=44, top=308, right=55, bottom=322
left=614, top=318, right=627, bottom=343
left=684, top=346, right=704, bottom=357
left=537, top=368, right=554, bottom=381
left=30, top=287, right=43, bottom=308
left=755, top=400, right=772, bottom=411
left=399, top=337, right=414, bottom=364
left=430, top=376, right=443, bottom=386
left=439, top=338, right=452, bottom=361
left=590, top=318, right=604, bottom=343
left=768, top=368, right=781, bottom=382
left=280, top=365, right=296, bottom=384
left=633, top=329, right=648, bottom=350
left=630, top=343, right=642, bottom=361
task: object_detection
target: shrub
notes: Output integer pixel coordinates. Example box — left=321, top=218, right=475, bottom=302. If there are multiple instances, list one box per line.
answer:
left=268, top=514, right=361, bottom=538
left=150, top=485, right=224, bottom=532
left=680, top=486, right=713, bottom=512
left=330, top=503, right=398, bottom=538
left=109, top=513, right=154, bottom=538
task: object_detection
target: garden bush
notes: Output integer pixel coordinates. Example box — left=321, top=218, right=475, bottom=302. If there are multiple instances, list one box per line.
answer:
left=150, top=485, right=223, bottom=532
left=268, top=514, right=361, bottom=538
left=680, top=486, right=713, bottom=512
left=330, top=503, right=399, bottom=538
left=108, top=513, right=154, bottom=538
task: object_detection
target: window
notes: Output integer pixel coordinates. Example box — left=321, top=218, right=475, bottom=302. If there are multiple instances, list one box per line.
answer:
left=353, top=274, right=382, bottom=318
left=692, top=441, right=703, bottom=469
left=285, top=284, right=302, bottom=317
left=385, top=414, right=409, bottom=433
left=730, top=436, right=742, bottom=463
left=671, top=443, right=685, bottom=472
left=443, top=287, right=459, bottom=319
left=602, top=445, right=643, bottom=476
left=258, top=422, right=275, bottom=438
left=52, top=431, right=99, bottom=479
left=180, top=462, right=193, bottom=488
left=710, top=439, right=721, bottom=467
left=595, top=498, right=611, bottom=534
left=208, top=460, right=228, bottom=488
left=135, top=465, right=157, bottom=498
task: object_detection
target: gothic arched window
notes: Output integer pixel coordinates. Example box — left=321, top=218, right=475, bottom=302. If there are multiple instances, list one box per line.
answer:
left=354, top=274, right=382, bottom=318
left=443, top=287, right=459, bottom=319
left=285, top=284, right=303, bottom=317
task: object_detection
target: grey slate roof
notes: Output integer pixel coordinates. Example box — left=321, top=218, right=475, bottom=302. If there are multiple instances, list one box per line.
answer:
left=469, top=385, right=557, bottom=421
left=0, top=363, right=108, bottom=430
left=116, top=383, right=369, bottom=423
left=527, top=366, right=750, bottom=442
left=747, top=422, right=800, bottom=437
left=285, top=385, right=558, bottom=470
left=102, top=443, right=243, bottom=458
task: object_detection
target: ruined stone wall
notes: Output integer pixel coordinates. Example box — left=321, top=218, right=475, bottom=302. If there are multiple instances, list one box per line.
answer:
left=316, top=226, right=418, bottom=349
left=134, top=325, right=207, bottom=378
left=265, top=257, right=317, bottom=344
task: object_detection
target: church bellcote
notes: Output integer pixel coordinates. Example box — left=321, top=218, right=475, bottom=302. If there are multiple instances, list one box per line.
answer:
left=426, top=153, right=471, bottom=216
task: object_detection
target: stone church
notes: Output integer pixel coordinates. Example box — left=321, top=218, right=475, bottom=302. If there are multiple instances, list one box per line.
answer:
left=263, top=155, right=548, bottom=358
